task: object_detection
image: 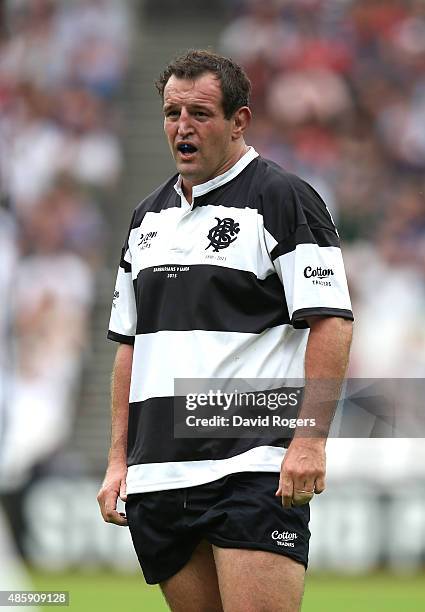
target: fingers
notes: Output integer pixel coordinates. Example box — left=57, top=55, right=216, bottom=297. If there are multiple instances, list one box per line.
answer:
left=97, top=488, right=128, bottom=527
left=105, top=495, right=128, bottom=526
left=292, top=474, right=326, bottom=505
left=289, top=475, right=326, bottom=505
left=314, top=475, right=326, bottom=495
left=276, top=466, right=318, bottom=508
left=292, top=488, right=314, bottom=507
left=277, top=440, right=329, bottom=509
left=97, top=466, right=128, bottom=526
left=296, top=477, right=316, bottom=494
left=275, top=475, right=293, bottom=508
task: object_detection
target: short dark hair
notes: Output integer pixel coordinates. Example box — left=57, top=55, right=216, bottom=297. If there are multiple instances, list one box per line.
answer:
left=155, top=49, right=251, bottom=120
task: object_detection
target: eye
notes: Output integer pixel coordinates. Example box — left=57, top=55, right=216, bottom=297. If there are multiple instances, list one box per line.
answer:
left=165, top=110, right=179, bottom=118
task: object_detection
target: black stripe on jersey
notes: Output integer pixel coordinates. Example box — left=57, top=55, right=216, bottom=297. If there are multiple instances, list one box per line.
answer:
left=119, top=243, right=131, bottom=273
left=133, top=265, right=290, bottom=334
left=292, top=307, right=354, bottom=329
left=131, top=175, right=181, bottom=229
left=119, top=257, right=131, bottom=273
left=107, top=330, right=135, bottom=345
left=193, top=161, right=260, bottom=210
left=270, top=225, right=340, bottom=260
left=127, top=397, right=289, bottom=466
left=255, top=161, right=340, bottom=246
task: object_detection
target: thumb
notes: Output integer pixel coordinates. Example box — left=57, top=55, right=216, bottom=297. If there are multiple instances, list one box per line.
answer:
left=119, top=480, right=127, bottom=502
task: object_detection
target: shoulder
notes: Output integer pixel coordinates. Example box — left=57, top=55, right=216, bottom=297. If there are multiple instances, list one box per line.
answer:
left=131, top=174, right=179, bottom=229
left=255, top=157, right=320, bottom=205
left=250, top=156, right=295, bottom=189
left=254, top=157, right=334, bottom=229
left=250, top=157, right=336, bottom=240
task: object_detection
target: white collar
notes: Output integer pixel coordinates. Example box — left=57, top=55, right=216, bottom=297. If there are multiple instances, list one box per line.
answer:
left=173, top=146, right=258, bottom=200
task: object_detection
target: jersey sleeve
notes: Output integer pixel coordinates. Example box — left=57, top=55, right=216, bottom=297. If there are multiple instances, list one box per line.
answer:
left=262, top=173, right=353, bottom=329
left=107, top=214, right=137, bottom=344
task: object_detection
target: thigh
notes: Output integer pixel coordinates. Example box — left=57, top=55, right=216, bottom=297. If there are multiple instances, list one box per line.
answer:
left=213, top=546, right=305, bottom=612
left=160, top=540, right=224, bottom=612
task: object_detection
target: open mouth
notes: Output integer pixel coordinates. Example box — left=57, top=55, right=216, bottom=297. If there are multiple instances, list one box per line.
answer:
left=177, top=143, right=198, bottom=155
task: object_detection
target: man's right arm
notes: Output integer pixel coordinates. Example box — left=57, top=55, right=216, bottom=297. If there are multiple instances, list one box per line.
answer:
left=97, top=343, right=133, bottom=526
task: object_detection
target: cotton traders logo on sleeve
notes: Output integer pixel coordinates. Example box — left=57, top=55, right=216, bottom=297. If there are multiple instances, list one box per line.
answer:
left=206, top=217, right=240, bottom=252
left=303, top=265, right=334, bottom=287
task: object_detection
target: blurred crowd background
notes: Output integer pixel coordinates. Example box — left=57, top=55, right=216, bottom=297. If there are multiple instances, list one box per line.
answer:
left=221, top=0, right=425, bottom=378
left=0, top=0, right=425, bottom=590
left=0, top=0, right=133, bottom=588
left=0, top=0, right=131, bottom=489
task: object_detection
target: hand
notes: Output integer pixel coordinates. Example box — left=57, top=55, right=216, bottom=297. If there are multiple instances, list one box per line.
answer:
left=275, top=438, right=326, bottom=508
left=97, top=463, right=128, bottom=526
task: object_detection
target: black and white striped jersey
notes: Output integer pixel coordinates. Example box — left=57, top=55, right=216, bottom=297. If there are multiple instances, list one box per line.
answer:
left=108, top=147, right=353, bottom=493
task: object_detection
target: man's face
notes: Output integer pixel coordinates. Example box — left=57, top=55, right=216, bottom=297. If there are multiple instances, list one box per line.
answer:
left=163, top=73, right=237, bottom=186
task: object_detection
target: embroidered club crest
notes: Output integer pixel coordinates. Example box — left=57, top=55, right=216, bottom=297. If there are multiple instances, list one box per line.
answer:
left=206, top=217, right=240, bottom=252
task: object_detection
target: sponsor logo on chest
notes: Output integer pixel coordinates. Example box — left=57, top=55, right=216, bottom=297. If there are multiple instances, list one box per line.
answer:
left=138, top=230, right=158, bottom=250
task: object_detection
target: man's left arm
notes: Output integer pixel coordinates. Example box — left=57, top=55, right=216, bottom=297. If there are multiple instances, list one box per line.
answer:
left=276, top=315, right=353, bottom=508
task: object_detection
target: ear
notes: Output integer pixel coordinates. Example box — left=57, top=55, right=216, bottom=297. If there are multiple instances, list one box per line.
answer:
left=232, top=106, right=252, bottom=140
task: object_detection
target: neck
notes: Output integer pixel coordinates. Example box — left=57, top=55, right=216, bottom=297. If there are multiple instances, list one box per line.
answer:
left=182, top=143, right=250, bottom=205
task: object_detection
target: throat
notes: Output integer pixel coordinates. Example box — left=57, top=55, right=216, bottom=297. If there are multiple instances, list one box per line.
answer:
left=182, top=181, right=193, bottom=205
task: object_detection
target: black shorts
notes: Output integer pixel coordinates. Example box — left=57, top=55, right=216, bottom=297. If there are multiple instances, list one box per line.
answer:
left=126, top=472, right=310, bottom=585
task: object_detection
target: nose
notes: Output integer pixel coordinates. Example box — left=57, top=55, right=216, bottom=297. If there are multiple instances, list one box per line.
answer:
left=177, top=108, right=194, bottom=138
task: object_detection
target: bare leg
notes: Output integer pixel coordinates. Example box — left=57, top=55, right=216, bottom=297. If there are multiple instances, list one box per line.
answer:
left=160, top=540, right=224, bottom=612
left=213, top=546, right=305, bottom=612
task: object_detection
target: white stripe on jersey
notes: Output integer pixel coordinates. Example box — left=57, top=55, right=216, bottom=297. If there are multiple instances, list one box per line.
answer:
left=126, top=444, right=286, bottom=493
left=129, top=326, right=309, bottom=403
left=127, top=205, right=275, bottom=281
